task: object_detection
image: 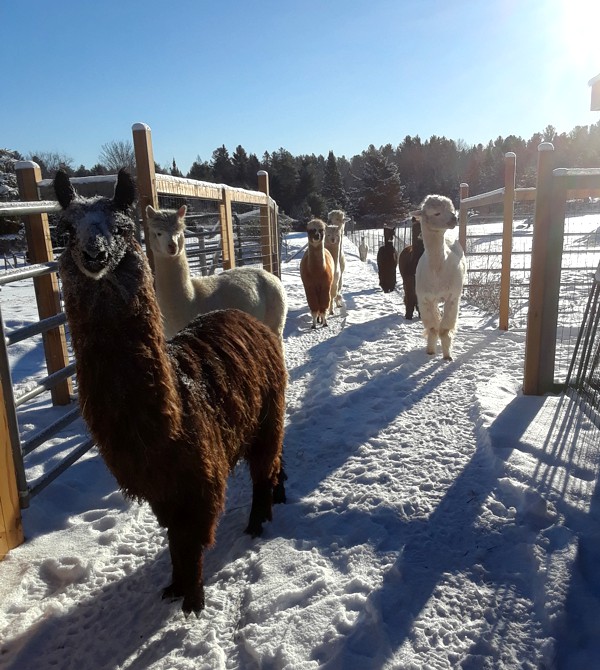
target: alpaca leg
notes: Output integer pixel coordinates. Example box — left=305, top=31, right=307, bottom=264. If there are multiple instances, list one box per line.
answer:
left=272, top=466, right=288, bottom=504
left=439, top=329, right=453, bottom=361
left=419, top=299, right=441, bottom=355
left=245, top=397, right=286, bottom=536
left=311, top=312, right=318, bottom=329
left=404, top=276, right=416, bottom=319
left=166, top=524, right=207, bottom=616
left=440, top=297, right=461, bottom=360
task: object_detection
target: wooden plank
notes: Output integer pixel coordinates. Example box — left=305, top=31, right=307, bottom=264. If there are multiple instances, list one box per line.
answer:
left=460, top=187, right=504, bottom=207
left=0, top=380, right=24, bottom=558
left=523, top=143, right=555, bottom=395
left=132, top=123, right=159, bottom=270
left=155, top=174, right=269, bottom=206
left=15, top=162, right=72, bottom=406
left=219, top=189, right=235, bottom=271
left=257, top=171, right=273, bottom=273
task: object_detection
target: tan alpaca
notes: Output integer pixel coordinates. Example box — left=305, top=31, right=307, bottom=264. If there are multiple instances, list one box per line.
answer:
left=300, top=218, right=335, bottom=328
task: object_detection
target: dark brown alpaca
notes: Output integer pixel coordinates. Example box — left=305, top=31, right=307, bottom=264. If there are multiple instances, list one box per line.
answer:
left=54, top=170, right=287, bottom=616
left=377, top=226, right=398, bottom=293
left=398, top=218, right=425, bottom=319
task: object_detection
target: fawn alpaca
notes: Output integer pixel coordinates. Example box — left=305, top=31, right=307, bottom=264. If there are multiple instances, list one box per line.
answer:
left=300, top=218, right=335, bottom=328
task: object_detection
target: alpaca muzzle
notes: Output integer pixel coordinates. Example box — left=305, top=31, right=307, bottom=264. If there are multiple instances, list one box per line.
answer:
left=82, top=242, right=110, bottom=274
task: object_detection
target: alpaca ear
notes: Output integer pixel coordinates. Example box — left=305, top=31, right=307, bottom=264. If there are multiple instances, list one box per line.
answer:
left=54, top=170, right=76, bottom=209
left=177, top=205, right=187, bottom=218
left=113, top=169, right=136, bottom=210
left=146, top=205, right=157, bottom=218
left=410, top=209, right=423, bottom=219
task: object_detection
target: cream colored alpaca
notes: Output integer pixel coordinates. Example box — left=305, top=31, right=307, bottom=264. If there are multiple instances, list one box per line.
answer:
left=328, top=210, right=347, bottom=272
left=146, top=205, right=287, bottom=340
left=324, top=225, right=343, bottom=308
left=414, top=195, right=466, bottom=360
left=358, top=236, right=369, bottom=262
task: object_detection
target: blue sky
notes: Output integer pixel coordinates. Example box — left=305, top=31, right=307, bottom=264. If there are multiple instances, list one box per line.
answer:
left=2, top=0, right=598, bottom=174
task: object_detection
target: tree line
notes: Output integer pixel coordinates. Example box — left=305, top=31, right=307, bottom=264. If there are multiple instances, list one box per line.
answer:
left=3, top=121, right=600, bottom=228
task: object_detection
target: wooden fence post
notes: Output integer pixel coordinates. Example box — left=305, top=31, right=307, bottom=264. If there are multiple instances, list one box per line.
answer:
left=219, top=189, right=236, bottom=270
left=132, top=123, right=158, bottom=270
left=523, top=142, right=558, bottom=395
left=15, top=162, right=72, bottom=406
left=257, top=171, right=274, bottom=273
left=459, top=183, right=469, bottom=253
left=499, top=152, right=516, bottom=330
left=0, top=374, right=24, bottom=557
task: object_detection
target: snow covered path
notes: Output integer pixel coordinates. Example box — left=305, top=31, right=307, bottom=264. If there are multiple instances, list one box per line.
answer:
left=1, top=233, right=600, bottom=669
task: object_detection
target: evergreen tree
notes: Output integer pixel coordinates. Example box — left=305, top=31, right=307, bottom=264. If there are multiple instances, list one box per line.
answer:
left=170, top=158, right=183, bottom=177
left=231, top=145, right=250, bottom=187
left=268, top=148, right=299, bottom=214
left=351, top=146, right=407, bottom=225
left=245, top=153, right=262, bottom=189
left=187, top=157, right=212, bottom=181
left=210, top=145, right=234, bottom=184
left=322, top=151, right=349, bottom=211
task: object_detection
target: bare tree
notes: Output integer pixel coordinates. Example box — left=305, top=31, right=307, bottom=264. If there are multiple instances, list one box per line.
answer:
left=98, top=140, right=135, bottom=173
left=28, top=151, right=74, bottom=178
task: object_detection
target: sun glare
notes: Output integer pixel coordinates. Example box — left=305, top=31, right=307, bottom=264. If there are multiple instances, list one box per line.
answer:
left=556, top=0, right=599, bottom=78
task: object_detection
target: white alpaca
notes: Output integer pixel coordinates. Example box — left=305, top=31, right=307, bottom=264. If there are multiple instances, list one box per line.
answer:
left=324, top=224, right=343, bottom=308
left=358, top=236, right=369, bottom=262
left=414, top=194, right=466, bottom=360
left=146, top=205, right=287, bottom=341
left=327, top=209, right=347, bottom=305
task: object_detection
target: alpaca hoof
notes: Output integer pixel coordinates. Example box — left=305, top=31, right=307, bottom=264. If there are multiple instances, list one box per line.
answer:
left=311, top=324, right=316, bottom=330
left=182, top=591, right=205, bottom=617
left=405, top=313, right=413, bottom=320
left=244, top=521, right=264, bottom=538
left=443, top=354, right=453, bottom=361
left=427, top=349, right=435, bottom=355
left=273, top=469, right=288, bottom=504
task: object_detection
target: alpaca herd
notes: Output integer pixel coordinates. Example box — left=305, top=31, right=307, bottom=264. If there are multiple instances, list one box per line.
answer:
left=53, top=170, right=465, bottom=617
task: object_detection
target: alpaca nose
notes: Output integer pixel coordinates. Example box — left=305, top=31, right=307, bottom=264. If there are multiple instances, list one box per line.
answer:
left=84, top=246, right=108, bottom=264
left=167, top=242, right=177, bottom=255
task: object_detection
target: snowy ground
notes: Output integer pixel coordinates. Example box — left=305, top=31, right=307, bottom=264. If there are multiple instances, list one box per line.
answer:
left=1, top=232, right=600, bottom=669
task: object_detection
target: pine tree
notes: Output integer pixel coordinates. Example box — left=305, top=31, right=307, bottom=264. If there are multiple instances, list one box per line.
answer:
left=351, top=146, right=407, bottom=225
left=269, top=148, right=299, bottom=215
left=211, top=145, right=234, bottom=184
left=187, top=157, right=212, bottom=181
left=232, top=145, right=250, bottom=187
left=170, top=158, right=183, bottom=177
left=322, top=151, right=349, bottom=211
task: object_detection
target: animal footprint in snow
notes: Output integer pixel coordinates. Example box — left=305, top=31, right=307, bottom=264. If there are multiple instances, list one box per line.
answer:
left=39, top=557, right=89, bottom=593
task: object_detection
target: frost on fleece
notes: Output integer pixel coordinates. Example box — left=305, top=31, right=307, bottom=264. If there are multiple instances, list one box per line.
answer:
left=1, top=219, right=600, bottom=668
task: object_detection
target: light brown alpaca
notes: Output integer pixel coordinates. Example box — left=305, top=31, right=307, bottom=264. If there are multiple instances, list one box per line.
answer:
left=54, top=170, right=287, bottom=616
left=300, top=218, right=335, bottom=328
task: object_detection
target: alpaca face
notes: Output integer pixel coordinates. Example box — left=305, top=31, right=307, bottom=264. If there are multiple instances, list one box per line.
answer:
left=306, top=219, right=326, bottom=247
left=146, top=206, right=187, bottom=258
left=325, top=225, right=340, bottom=247
left=418, top=195, right=457, bottom=232
left=54, top=170, right=137, bottom=280
left=327, top=209, right=348, bottom=229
